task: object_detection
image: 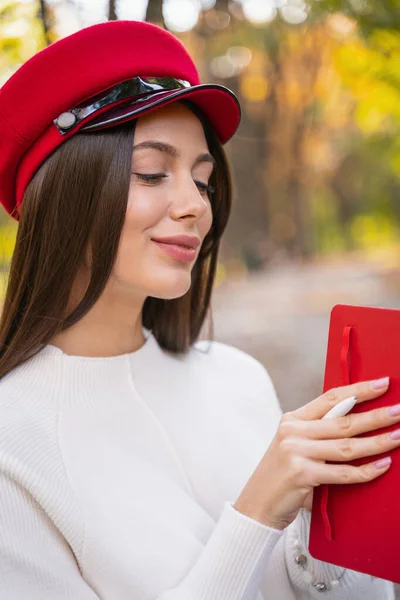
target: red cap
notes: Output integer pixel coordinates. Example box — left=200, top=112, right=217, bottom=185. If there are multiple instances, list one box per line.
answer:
left=0, top=20, right=241, bottom=221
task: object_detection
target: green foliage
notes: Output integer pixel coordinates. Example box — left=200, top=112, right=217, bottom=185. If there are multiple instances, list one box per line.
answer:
left=334, top=30, right=400, bottom=131
left=0, top=223, right=17, bottom=267
left=312, top=0, right=400, bottom=33
left=0, top=0, right=47, bottom=85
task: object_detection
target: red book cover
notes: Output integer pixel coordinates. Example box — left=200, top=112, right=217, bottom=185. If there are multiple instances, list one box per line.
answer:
left=308, top=304, right=400, bottom=583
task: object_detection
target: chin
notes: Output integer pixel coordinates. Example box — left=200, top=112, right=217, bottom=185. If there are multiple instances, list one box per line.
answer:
left=147, top=270, right=192, bottom=300
left=153, top=283, right=191, bottom=301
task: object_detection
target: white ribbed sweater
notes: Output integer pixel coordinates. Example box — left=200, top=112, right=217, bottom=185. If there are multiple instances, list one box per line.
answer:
left=0, top=329, right=394, bottom=599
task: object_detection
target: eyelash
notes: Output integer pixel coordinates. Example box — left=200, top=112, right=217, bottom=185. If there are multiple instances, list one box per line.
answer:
left=133, top=173, right=216, bottom=196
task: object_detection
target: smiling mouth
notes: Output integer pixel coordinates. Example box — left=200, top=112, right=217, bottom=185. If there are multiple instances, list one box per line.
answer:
left=152, top=240, right=197, bottom=263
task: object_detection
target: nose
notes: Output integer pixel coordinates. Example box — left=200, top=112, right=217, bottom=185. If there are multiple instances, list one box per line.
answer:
left=169, top=175, right=209, bottom=222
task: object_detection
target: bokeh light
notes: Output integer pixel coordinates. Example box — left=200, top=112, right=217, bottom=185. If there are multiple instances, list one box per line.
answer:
left=280, top=1, right=308, bottom=24
left=163, top=0, right=199, bottom=32
left=204, top=9, right=231, bottom=30
left=226, top=46, right=252, bottom=70
left=1, top=18, right=30, bottom=37
left=242, top=0, right=277, bottom=24
left=240, top=74, right=270, bottom=102
left=199, top=0, right=216, bottom=9
left=210, top=55, right=237, bottom=78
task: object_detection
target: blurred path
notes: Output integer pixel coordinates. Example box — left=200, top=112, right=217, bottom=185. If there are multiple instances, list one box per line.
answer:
left=212, top=255, right=400, bottom=411
left=212, top=254, right=400, bottom=597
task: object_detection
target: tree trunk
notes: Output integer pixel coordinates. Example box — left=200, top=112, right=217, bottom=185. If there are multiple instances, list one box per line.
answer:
left=145, top=0, right=165, bottom=27
left=38, top=0, right=51, bottom=46
left=108, top=0, right=117, bottom=21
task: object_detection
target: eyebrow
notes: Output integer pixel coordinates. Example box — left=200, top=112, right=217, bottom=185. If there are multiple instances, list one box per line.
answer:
left=132, top=140, right=216, bottom=167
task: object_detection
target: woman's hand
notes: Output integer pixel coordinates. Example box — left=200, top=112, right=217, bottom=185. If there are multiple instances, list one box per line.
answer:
left=233, top=377, right=400, bottom=530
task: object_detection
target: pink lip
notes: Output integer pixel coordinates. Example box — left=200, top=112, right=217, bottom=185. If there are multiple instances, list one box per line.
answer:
left=151, top=235, right=201, bottom=249
left=152, top=240, right=197, bottom=263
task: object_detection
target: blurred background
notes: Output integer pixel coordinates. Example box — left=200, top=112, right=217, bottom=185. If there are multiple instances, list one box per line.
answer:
left=2, top=1, right=400, bottom=589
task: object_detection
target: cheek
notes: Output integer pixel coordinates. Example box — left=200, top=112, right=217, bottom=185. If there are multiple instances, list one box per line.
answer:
left=126, top=185, right=166, bottom=230
left=200, top=203, right=213, bottom=237
left=113, top=190, right=165, bottom=273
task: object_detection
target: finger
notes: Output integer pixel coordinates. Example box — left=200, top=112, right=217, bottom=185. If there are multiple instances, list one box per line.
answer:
left=310, top=455, right=392, bottom=486
left=293, top=377, right=390, bottom=421
left=281, top=402, right=400, bottom=440
left=297, top=428, right=400, bottom=462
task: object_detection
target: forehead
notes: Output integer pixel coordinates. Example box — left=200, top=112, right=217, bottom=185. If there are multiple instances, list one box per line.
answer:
left=133, top=102, right=207, bottom=143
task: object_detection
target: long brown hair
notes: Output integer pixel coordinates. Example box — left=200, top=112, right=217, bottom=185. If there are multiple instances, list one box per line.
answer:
left=0, top=100, right=233, bottom=378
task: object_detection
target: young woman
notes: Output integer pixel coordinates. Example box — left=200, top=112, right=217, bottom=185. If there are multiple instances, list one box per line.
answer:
left=0, top=19, right=396, bottom=600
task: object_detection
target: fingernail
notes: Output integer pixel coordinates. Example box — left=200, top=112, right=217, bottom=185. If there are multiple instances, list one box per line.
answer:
left=372, top=377, right=390, bottom=390
left=390, top=428, right=400, bottom=440
left=375, top=457, right=392, bottom=469
left=388, top=403, right=400, bottom=417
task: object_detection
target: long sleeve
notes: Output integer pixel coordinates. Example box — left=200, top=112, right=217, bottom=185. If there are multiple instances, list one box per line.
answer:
left=0, top=470, right=283, bottom=600
left=158, top=501, right=283, bottom=600
left=0, top=474, right=100, bottom=600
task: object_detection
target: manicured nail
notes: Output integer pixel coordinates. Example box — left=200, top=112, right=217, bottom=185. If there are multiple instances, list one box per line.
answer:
left=372, top=377, right=390, bottom=390
left=390, top=428, right=400, bottom=440
left=375, top=457, right=392, bottom=469
left=388, top=404, right=400, bottom=417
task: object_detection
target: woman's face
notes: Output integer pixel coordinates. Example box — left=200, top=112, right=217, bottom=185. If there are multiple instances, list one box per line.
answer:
left=111, top=102, right=214, bottom=301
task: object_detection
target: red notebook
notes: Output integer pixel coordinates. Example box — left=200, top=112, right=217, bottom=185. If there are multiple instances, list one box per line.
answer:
left=308, top=304, right=400, bottom=583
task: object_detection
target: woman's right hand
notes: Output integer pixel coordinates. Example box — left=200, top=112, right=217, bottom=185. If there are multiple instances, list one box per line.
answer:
left=233, top=377, right=400, bottom=531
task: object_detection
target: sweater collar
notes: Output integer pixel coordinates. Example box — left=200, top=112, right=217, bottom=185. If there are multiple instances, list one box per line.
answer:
left=41, top=326, right=156, bottom=362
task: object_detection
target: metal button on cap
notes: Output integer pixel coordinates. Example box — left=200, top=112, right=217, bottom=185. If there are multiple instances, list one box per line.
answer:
left=56, top=111, right=77, bottom=130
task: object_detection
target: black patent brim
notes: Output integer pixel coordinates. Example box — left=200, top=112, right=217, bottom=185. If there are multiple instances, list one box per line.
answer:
left=80, top=83, right=241, bottom=144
